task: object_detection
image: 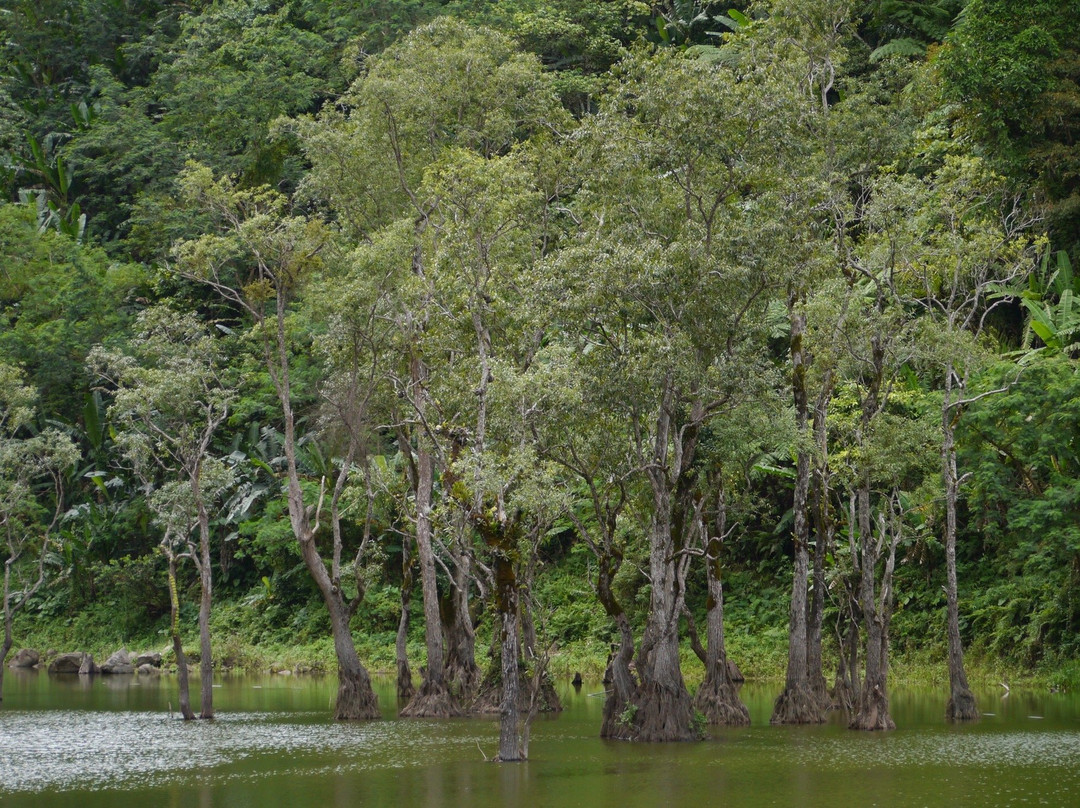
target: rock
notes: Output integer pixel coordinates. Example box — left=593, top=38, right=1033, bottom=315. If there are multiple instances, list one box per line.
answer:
left=134, top=652, right=162, bottom=668
left=278, top=668, right=292, bottom=676
left=78, top=654, right=99, bottom=675
left=8, top=649, right=40, bottom=668
left=137, top=663, right=160, bottom=676
left=49, top=652, right=94, bottom=674
left=100, top=648, right=135, bottom=674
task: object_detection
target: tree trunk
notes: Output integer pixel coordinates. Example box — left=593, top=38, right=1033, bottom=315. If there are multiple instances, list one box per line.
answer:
left=693, top=551, right=750, bottom=725
left=442, top=559, right=481, bottom=704
left=396, top=534, right=415, bottom=701
left=1, top=579, right=12, bottom=704
left=631, top=453, right=697, bottom=742
left=196, top=502, right=214, bottom=720
left=833, top=490, right=862, bottom=713
left=493, top=533, right=523, bottom=761
left=166, top=553, right=196, bottom=721
left=832, top=613, right=860, bottom=714
left=807, top=387, right=832, bottom=709
left=596, top=546, right=638, bottom=738
left=773, top=308, right=825, bottom=725
left=296, top=528, right=380, bottom=720
left=2, top=557, right=14, bottom=704
left=401, top=436, right=460, bottom=717
left=942, top=371, right=978, bottom=721
left=693, top=501, right=749, bottom=726
left=850, top=488, right=896, bottom=731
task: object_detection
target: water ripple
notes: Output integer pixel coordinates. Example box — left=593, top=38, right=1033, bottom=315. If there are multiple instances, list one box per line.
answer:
left=0, top=710, right=489, bottom=794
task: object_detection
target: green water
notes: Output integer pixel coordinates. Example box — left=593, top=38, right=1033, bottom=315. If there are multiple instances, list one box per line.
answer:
left=2, top=670, right=1078, bottom=807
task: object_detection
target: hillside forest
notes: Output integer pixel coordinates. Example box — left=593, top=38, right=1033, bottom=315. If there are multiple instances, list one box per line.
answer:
left=1, top=0, right=1079, bottom=753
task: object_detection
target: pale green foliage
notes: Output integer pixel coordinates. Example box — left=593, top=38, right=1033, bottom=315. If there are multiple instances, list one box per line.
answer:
left=0, top=364, right=36, bottom=438
left=295, top=17, right=570, bottom=239
left=89, top=304, right=234, bottom=531
left=173, top=161, right=328, bottom=311
left=0, top=363, right=78, bottom=602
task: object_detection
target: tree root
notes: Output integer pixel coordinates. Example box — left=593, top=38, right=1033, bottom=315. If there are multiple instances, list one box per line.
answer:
left=334, top=673, right=380, bottom=720
left=770, top=682, right=826, bottom=725
left=400, top=677, right=462, bottom=718
left=693, top=679, right=750, bottom=727
left=629, top=679, right=701, bottom=742
left=946, top=686, right=979, bottom=722
left=850, top=685, right=895, bottom=731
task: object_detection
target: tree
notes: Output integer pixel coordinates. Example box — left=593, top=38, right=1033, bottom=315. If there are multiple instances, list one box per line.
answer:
left=0, top=363, right=78, bottom=702
left=936, top=0, right=1080, bottom=251
left=550, top=46, right=785, bottom=740
left=173, top=164, right=380, bottom=720
left=90, top=305, right=234, bottom=719
left=297, top=18, right=572, bottom=721
left=870, top=155, right=1038, bottom=719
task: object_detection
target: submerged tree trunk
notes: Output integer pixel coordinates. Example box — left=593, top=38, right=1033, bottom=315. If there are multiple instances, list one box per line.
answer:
left=850, top=490, right=900, bottom=732
left=942, top=370, right=978, bottom=722
left=488, top=522, right=523, bottom=761
left=807, top=387, right=832, bottom=709
left=692, top=498, right=749, bottom=726
left=849, top=486, right=889, bottom=730
left=442, top=556, right=481, bottom=703
left=629, top=396, right=698, bottom=743
left=396, top=532, right=415, bottom=701
left=166, top=549, right=196, bottom=721
left=401, top=435, right=460, bottom=717
left=773, top=308, right=826, bottom=725
left=195, top=498, right=214, bottom=720
left=1, top=565, right=13, bottom=703
left=832, top=490, right=862, bottom=713
left=296, top=524, right=380, bottom=720
left=832, top=612, right=860, bottom=714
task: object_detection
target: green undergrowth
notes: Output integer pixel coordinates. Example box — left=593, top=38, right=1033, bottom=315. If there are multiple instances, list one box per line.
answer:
left=11, top=553, right=1080, bottom=693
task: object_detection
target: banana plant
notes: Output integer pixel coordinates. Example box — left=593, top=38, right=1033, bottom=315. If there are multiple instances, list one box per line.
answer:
left=1018, top=250, right=1080, bottom=360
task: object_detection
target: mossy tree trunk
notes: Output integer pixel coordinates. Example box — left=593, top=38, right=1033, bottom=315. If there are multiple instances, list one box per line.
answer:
left=942, top=368, right=978, bottom=721
left=850, top=489, right=901, bottom=731
left=773, top=307, right=826, bottom=725
left=395, top=531, right=415, bottom=701
left=690, top=491, right=749, bottom=726
left=401, top=427, right=460, bottom=717
left=165, top=545, right=196, bottom=721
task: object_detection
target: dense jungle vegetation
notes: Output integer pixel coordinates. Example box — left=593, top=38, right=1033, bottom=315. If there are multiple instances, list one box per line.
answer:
left=2, top=0, right=1079, bottom=745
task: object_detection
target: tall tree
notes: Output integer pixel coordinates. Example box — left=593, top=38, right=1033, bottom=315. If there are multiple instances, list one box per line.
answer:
left=555, top=46, right=784, bottom=741
left=90, top=305, right=234, bottom=719
left=869, top=155, right=1038, bottom=719
left=0, top=363, right=78, bottom=702
left=173, top=164, right=380, bottom=720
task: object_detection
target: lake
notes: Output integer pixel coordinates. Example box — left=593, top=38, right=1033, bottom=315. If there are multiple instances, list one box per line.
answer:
left=2, top=669, right=1078, bottom=807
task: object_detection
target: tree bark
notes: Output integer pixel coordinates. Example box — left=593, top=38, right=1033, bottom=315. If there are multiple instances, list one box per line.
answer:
left=773, top=308, right=826, bottom=725
left=396, top=532, right=415, bottom=701
left=166, top=551, right=196, bottom=721
left=942, top=368, right=979, bottom=721
left=693, top=536, right=750, bottom=726
left=442, top=558, right=481, bottom=704
left=401, top=434, right=460, bottom=717
left=492, top=528, right=523, bottom=761
left=296, top=525, right=380, bottom=719
left=195, top=497, right=214, bottom=720
left=1, top=565, right=12, bottom=704
left=807, top=386, right=832, bottom=709
left=631, top=399, right=697, bottom=742
left=851, top=486, right=894, bottom=730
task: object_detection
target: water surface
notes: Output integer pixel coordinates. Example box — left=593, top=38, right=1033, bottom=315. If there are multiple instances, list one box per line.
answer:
left=2, top=669, right=1077, bottom=807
